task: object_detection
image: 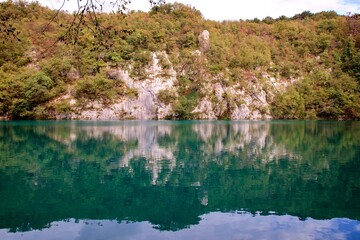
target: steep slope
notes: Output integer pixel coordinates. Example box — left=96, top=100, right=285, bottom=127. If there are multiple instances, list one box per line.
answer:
left=0, top=2, right=359, bottom=120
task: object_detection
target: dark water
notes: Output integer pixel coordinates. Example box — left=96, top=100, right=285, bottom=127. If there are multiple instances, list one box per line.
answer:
left=0, top=120, right=359, bottom=240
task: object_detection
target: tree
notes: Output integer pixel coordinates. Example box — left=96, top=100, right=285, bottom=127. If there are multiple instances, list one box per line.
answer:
left=292, top=10, right=313, bottom=20
left=0, top=0, right=166, bottom=53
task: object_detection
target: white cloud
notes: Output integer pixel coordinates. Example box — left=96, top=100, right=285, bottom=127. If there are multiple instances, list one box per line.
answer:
left=1, top=213, right=359, bottom=240
left=5, top=0, right=360, bottom=20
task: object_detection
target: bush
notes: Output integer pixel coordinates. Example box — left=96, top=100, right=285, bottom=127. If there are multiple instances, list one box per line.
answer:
left=229, top=36, right=271, bottom=69
left=172, top=91, right=199, bottom=119
left=74, top=75, right=116, bottom=103
left=5, top=70, right=55, bottom=119
left=271, top=70, right=360, bottom=119
left=40, top=57, right=73, bottom=82
left=131, top=50, right=152, bottom=78
left=158, top=89, right=176, bottom=104
left=271, top=88, right=305, bottom=119
left=55, top=99, right=72, bottom=114
left=25, top=71, right=55, bottom=104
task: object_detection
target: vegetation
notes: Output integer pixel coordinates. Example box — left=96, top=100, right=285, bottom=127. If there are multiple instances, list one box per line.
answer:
left=0, top=1, right=359, bottom=119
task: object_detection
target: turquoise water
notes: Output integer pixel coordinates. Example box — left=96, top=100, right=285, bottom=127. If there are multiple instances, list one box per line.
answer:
left=0, top=120, right=359, bottom=239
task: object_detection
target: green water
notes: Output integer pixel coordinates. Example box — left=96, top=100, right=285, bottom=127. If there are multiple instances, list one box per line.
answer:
left=0, top=120, right=359, bottom=239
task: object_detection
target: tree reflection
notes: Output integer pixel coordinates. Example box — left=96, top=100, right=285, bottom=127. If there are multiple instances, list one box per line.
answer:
left=0, top=121, right=359, bottom=232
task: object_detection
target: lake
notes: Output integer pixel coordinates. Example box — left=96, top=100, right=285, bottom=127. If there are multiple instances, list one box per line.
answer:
left=0, top=120, right=359, bottom=240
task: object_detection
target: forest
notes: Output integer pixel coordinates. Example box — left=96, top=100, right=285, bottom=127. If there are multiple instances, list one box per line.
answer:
left=0, top=0, right=360, bottom=120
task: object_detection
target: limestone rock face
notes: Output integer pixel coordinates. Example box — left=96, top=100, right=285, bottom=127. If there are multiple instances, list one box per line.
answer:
left=67, top=52, right=177, bottom=120
left=190, top=75, right=285, bottom=120
left=53, top=49, right=290, bottom=120
left=198, top=30, right=210, bottom=52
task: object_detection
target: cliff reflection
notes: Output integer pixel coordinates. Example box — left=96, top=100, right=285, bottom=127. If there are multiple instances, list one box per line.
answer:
left=0, top=121, right=359, bottom=232
left=37, top=121, right=304, bottom=187
left=40, top=121, right=357, bottom=182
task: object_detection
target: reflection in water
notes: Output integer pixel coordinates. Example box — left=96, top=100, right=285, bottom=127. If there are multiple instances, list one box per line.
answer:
left=0, top=120, right=359, bottom=238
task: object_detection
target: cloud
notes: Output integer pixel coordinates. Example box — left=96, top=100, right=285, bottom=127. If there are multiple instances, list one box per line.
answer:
left=1, top=214, right=359, bottom=240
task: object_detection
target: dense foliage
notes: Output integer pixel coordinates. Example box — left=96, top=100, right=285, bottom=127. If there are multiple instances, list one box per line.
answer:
left=0, top=1, right=359, bottom=119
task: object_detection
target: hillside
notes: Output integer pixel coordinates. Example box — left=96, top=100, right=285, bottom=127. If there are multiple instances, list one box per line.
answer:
left=0, top=1, right=359, bottom=120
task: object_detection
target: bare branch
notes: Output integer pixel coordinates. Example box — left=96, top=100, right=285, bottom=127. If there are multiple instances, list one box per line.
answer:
left=41, top=0, right=66, bottom=33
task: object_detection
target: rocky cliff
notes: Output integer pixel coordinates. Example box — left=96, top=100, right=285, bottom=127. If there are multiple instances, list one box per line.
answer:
left=54, top=32, right=288, bottom=120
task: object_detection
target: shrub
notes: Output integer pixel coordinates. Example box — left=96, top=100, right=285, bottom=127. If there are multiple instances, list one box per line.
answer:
left=271, top=88, right=305, bottom=119
left=74, top=75, right=116, bottom=103
left=172, top=91, right=199, bottom=119
left=55, top=99, right=72, bottom=114
left=158, top=89, right=176, bottom=104
left=5, top=70, right=56, bottom=119
left=40, top=57, right=73, bottom=82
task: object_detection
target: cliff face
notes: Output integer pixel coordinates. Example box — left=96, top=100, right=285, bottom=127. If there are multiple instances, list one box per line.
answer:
left=56, top=49, right=287, bottom=120
left=63, top=53, right=177, bottom=120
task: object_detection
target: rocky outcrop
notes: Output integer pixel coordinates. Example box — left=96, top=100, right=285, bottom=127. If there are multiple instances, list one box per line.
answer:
left=54, top=45, right=289, bottom=120
left=192, top=74, right=286, bottom=120
left=65, top=52, right=177, bottom=120
left=67, top=67, right=80, bottom=81
left=198, top=30, right=210, bottom=52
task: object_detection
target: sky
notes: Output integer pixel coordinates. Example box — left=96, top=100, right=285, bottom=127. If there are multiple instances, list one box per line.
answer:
left=26, top=0, right=360, bottom=21
left=2, top=213, right=359, bottom=240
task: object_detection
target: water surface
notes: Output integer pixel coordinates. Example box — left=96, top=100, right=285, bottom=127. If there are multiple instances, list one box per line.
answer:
left=0, top=121, right=359, bottom=239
